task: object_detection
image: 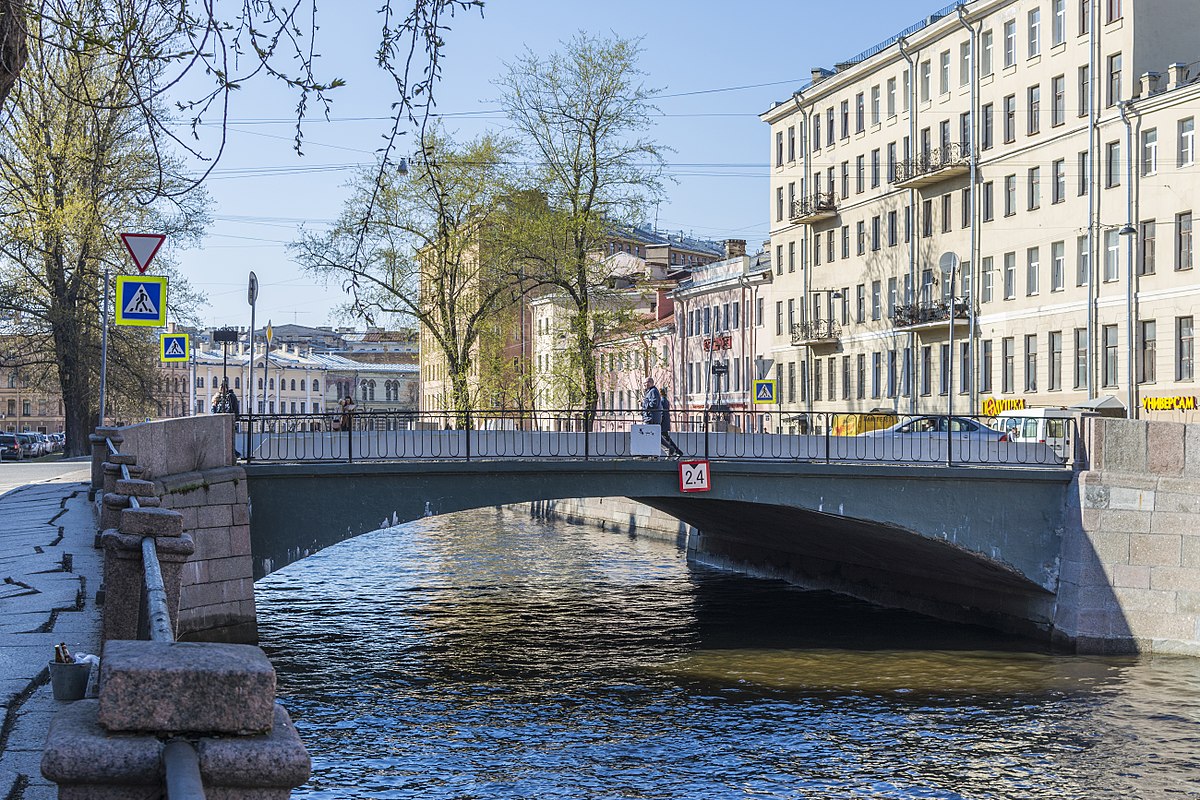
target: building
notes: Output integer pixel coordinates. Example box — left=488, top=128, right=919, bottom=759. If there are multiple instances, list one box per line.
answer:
left=761, top=0, right=1200, bottom=424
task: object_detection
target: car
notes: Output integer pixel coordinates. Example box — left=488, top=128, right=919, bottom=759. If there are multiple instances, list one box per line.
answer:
left=0, top=433, right=22, bottom=460
left=13, top=432, right=37, bottom=458
left=859, top=415, right=1009, bottom=441
left=995, top=408, right=1074, bottom=459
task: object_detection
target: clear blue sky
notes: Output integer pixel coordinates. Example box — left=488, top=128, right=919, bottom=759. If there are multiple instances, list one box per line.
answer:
left=178, top=1, right=930, bottom=329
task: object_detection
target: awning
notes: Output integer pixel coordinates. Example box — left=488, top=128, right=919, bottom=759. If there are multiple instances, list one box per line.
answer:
left=1069, top=394, right=1126, bottom=416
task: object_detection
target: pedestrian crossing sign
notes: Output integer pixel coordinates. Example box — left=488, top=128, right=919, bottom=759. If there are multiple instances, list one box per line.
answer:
left=752, top=379, right=777, bottom=404
left=115, top=276, right=167, bottom=326
left=160, top=333, right=189, bottom=362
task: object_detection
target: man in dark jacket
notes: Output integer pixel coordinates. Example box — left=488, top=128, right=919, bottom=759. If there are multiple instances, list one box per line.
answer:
left=642, top=377, right=683, bottom=457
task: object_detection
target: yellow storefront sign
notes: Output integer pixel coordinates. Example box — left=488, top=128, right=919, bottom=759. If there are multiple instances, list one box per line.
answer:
left=1141, top=395, right=1197, bottom=413
left=981, top=397, right=1027, bottom=416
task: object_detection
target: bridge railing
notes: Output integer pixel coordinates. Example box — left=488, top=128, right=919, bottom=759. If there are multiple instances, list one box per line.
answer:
left=235, top=408, right=1075, bottom=467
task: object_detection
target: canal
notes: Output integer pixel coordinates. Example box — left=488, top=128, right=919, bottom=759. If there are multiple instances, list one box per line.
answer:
left=257, top=506, right=1200, bottom=799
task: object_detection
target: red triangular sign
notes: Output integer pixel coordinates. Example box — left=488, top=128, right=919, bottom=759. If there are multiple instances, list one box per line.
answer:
left=120, top=233, right=166, bottom=274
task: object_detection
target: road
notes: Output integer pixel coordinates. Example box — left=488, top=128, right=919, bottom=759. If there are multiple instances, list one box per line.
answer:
left=0, top=458, right=91, bottom=498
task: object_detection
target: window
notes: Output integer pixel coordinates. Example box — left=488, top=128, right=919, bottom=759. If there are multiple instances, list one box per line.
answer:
left=871, top=85, right=880, bottom=125
left=1052, top=241, right=1066, bottom=291
left=857, top=220, right=866, bottom=255
left=922, top=198, right=933, bottom=237
left=1106, top=0, right=1121, bottom=23
left=871, top=280, right=882, bottom=320
left=1139, top=320, right=1156, bottom=383
left=1003, top=94, right=1016, bottom=142
left=871, top=215, right=881, bottom=251
left=1025, top=335, right=1038, bottom=392
left=1028, top=166, right=1041, bottom=209
left=939, top=344, right=950, bottom=396
left=1027, top=247, right=1040, bottom=295
left=887, top=77, right=897, bottom=118
left=872, top=353, right=882, bottom=399
left=788, top=241, right=796, bottom=273
left=1003, top=20, right=1016, bottom=68
left=1051, top=75, right=1065, bottom=127
left=1106, top=53, right=1121, bottom=107
left=960, top=341, right=971, bottom=395
left=1049, top=331, right=1063, bottom=390
left=856, top=284, right=865, bottom=323
left=1102, top=324, right=1118, bottom=387
left=841, top=100, right=850, bottom=139
left=1077, top=234, right=1091, bottom=286
left=1004, top=252, right=1016, bottom=299
left=920, top=60, right=931, bottom=103
left=842, top=225, right=850, bottom=259
left=981, top=340, right=994, bottom=392
left=1028, top=85, right=1040, bottom=134
left=1178, top=317, right=1195, bottom=381
left=887, top=142, right=896, bottom=183
left=776, top=187, right=784, bottom=221
left=1180, top=118, right=1196, bottom=167
left=871, top=148, right=880, bottom=187
left=813, top=114, right=822, bottom=150
left=1105, top=140, right=1121, bottom=188
left=841, top=161, right=850, bottom=197
left=1139, top=220, right=1155, bottom=275
left=827, top=107, right=835, bottom=144
left=982, top=181, right=994, bottom=221
left=775, top=245, right=783, bottom=276
left=939, top=50, right=950, bottom=95
left=961, top=187, right=970, bottom=229
left=788, top=182, right=796, bottom=216
left=942, top=194, right=952, bottom=233
left=1178, top=212, right=1193, bottom=271
left=981, top=29, right=994, bottom=76
left=1074, top=328, right=1089, bottom=389
left=1053, top=0, right=1066, bottom=45
left=1052, top=159, right=1066, bottom=204
left=1079, top=150, right=1090, bottom=196
left=856, top=92, right=865, bottom=133
left=1002, top=337, right=1015, bottom=393
left=1079, top=65, right=1090, bottom=118
left=856, top=155, right=865, bottom=193
left=902, top=69, right=911, bottom=111
left=960, top=112, right=971, bottom=149
left=775, top=131, right=784, bottom=166
left=828, top=231, right=836, bottom=263
left=1137, top=127, right=1158, bottom=177
left=857, top=354, right=866, bottom=399
left=888, top=210, right=898, bottom=247
left=775, top=301, right=783, bottom=336
left=1080, top=0, right=1090, bottom=35
left=1103, top=228, right=1119, bottom=281
left=887, top=277, right=897, bottom=318
left=842, top=356, right=851, bottom=401
left=921, top=346, right=932, bottom=395
left=787, top=126, right=795, bottom=161
left=981, top=103, right=994, bottom=149
left=1028, top=8, right=1041, bottom=57
left=960, top=41, right=971, bottom=87
left=1004, top=174, right=1017, bottom=216
left=982, top=256, right=994, bottom=302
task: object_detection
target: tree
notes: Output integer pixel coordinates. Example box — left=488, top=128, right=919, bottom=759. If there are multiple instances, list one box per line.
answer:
left=497, top=32, right=667, bottom=422
left=0, top=12, right=206, bottom=454
left=291, top=129, right=523, bottom=422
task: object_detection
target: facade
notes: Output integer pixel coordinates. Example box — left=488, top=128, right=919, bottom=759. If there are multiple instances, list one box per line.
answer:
left=0, top=367, right=63, bottom=433
left=761, top=0, right=1200, bottom=424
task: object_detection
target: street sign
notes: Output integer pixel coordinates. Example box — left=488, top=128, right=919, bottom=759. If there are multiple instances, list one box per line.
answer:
left=679, top=460, right=711, bottom=493
left=248, top=271, right=258, bottom=305
left=265, top=321, right=274, bottom=348
left=160, top=333, right=189, bottom=362
left=711, top=362, right=729, bottom=376
left=754, top=358, right=774, bottom=380
left=752, top=379, right=777, bottom=404
left=119, top=233, right=166, bottom=274
left=114, top=276, right=167, bottom=326
left=213, top=328, right=239, bottom=344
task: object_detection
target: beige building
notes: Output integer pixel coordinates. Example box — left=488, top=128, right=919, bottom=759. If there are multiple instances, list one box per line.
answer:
left=761, top=0, right=1200, bottom=424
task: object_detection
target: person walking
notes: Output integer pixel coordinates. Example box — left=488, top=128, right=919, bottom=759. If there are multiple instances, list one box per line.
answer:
left=642, top=376, right=682, bottom=458
left=659, top=387, right=684, bottom=457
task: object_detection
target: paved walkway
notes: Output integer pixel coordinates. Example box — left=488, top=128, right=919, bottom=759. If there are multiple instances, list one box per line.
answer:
left=0, top=474, right=100, bottom=800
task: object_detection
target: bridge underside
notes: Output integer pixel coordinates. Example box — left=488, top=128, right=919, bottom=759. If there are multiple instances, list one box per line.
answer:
left=244, top=460, right=1071, bottom=639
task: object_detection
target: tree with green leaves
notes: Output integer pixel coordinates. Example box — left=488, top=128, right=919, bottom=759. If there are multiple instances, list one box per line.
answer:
left=291, top=128, right=524, bottom=422
left=497, top=32, right=667, bottom=423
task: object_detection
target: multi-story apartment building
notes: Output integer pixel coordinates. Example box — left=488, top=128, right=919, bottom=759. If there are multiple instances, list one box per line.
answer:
left=762, top=0, right=1200, bottom=424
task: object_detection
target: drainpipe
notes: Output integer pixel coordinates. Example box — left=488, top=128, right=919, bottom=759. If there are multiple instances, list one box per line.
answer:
left=957, top=4, right=978, bottom=414
left=898, top=36, right=919, bottom=415
left=1119, top=99, right=1137, bottom=419
left=1086, top=0, right=1099, bottom=399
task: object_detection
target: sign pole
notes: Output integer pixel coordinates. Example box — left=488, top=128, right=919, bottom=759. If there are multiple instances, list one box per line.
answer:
left=246, top=272, right=258, bottom=461
left=98, top=266, right=110, bottom=427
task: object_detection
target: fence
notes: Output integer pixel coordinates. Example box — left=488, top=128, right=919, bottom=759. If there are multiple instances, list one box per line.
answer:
left=235, top=408, right=1074, bottom=467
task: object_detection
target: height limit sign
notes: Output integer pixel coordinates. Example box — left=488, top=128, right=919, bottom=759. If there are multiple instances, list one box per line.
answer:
left=678, top=460, right=711, bottom=493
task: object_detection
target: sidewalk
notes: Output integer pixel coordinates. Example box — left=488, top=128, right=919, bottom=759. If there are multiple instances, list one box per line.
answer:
left=0, top=478, right=100, bottom=800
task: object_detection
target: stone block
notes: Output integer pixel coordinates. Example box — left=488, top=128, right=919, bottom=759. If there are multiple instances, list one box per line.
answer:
left=1099, top=510, right=1151, bottom=534
left=1148, top=421, right=1186, bottom=476
left=1123, top=610, right=1197, bottom=641
left=1110, top=563, right=1151, bottom=589
left=1102, top=474, right=1161, bottom=491
left=1183, top=538, right=1200, bottom=569
left=180, top=581, right=224, bottom=611
left=114, top=479, right=156, bottom=498
left=1111, top=586, right=1175, bottom=613
left=1150, top=566, right=1200, bottom=591
left=230, top=524, right=251, bottom=556
left=1076, top=609, right=1119, bottom=637
left=177, top=505, right=199, bottom=533
left=205, top=481, right=238, bottom=506
left=1129, top=533, right=1182, bottom=567
left=196, top=527, right=233, bottom=560
left=1176, top=591, right=1200, bottom=615
left=1155, top=492, right=1200, bottom=514
left=232, top=503, right=250, bottom=526
left=209, top=557, right=253, bottom=584
left=1186, top=424, right=1200, bottom=478
left=1108, top=487, right=1155, bottom=511
left=119, top=507, right=183, bottom=538
left=1084, top=485, right=1110, bottom=509
left=1104, top=419, right=1147, bottom=473
left=197, top=504, right=234, bottom=530
left=222, top=578, right=254, bottom=604
left=98, top=640, right=275, bottom=735
left=1150, top=512, right=1200, bottom=536
left=1155, top=476, right=1200, bottom=495
left=1088, top=529, right=1132, bottom=563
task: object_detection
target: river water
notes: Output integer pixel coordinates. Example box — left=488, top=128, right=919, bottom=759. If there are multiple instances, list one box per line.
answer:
left=257, top=507, right=1200, bottom=799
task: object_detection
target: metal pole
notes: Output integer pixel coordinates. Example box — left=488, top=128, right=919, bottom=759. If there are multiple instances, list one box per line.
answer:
left=948, top=263, right=956, bottom=468
left=247, top=309, right=256, bottom=460
left=98, top=267, right=110, bottom=427
left=1120, top=100, right=1137, bottom=418
left=958, top=5, right=979, bottom=415
left=1086, top=0, right=1099, bottom=399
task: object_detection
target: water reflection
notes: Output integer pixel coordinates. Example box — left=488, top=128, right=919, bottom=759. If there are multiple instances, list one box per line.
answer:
left=257, top=507, right=1200, bottom=799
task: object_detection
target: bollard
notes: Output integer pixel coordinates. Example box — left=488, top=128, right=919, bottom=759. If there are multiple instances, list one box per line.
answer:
left=88, top=428, right=122, bottom=500
left=100, top=507, right=193, bottom=642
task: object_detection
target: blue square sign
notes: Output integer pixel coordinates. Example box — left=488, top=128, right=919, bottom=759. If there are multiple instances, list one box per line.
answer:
left=115, top=276, right=167, bottom=327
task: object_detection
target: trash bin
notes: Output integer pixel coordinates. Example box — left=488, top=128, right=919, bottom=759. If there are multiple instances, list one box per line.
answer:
left=48, top=661, right=91, bottom=701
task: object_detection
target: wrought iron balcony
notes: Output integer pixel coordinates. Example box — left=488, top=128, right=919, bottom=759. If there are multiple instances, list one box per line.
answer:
left=789, top=191, right=838, bottom=224
left=893, top=143, right=971, bottom=188
left=790, top=319, right=841, bottom=347
left=892, top=299, right=971, bottom=330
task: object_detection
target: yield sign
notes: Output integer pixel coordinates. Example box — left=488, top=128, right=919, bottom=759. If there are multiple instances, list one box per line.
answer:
left=120, top=233, right=166, bottom=274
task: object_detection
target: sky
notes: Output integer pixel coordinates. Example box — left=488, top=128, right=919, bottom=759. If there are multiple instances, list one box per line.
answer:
left=174, top=0, right=931, bottom=329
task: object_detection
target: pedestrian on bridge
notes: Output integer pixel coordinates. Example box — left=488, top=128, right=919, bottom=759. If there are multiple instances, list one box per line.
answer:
left=642, top=377, right=683, bottom=458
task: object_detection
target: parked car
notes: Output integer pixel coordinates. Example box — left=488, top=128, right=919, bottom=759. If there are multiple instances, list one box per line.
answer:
left=0, top=433, right=22, bottom=460
left=14, top=432, right=38, bottom=458
left=995, top=408, right=1074, bottom=459
left=858, top=416, right=1008, bottom=441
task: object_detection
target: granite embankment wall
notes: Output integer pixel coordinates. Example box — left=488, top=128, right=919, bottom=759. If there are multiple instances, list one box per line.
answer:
left=525, top=497, right=698, bottom=548
left=97, top=414, right=255, bottom=643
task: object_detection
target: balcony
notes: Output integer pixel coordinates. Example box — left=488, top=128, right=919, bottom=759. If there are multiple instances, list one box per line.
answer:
left=893, top=143, right=971, bottom=189
left=790, top=319, right=841, bottom=348
left=892, top=299, right=971, bottom=331
left=789, top=191, right=838, bottom=224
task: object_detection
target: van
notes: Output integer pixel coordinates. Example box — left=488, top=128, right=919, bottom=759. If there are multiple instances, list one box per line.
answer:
left=995, top=408, right=1075, bottom=460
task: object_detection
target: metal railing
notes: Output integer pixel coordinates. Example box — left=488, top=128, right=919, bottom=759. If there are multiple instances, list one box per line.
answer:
left=893, top=142, right=971, bottom=184
left=235, top=409, right=1074, bottom=468
left=791, top=319, right=841, bottom=345
left=789, top=191, right=838, bottom=220
left=103, top=437, right=205, bottom=799
left=892, top=299, right=971, bottom=327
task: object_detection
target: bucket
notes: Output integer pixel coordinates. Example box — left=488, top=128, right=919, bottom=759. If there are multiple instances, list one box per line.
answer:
left=48, top=661, right=91, bottom=701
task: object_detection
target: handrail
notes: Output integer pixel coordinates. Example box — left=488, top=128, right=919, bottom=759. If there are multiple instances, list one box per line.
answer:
left=163, top=740, right=205, bottom=798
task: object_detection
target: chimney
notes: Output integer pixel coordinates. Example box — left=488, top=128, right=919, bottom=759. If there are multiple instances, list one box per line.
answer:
left=1137, top=72, right=1162, bottom=98
left=1168, top=63, right=1189, bottom=90
left=810, top=67, right=834, bottom=85
left=724, top=239, right=747, bottom=259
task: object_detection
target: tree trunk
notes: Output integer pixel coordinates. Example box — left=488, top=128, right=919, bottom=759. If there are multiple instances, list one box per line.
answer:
left=54, top=317, right=95, bottom=457
left=0, top=0, right=28, bottom=112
